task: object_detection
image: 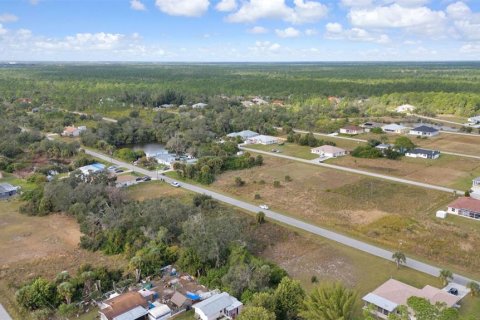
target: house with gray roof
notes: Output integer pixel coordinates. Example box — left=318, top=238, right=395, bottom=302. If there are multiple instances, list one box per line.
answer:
left=409, top=125, right=439, bottom=137
left=193, top=292, right=243, bottom=320
left=227, top=130, right=259, bottom=140
left=0, top=183, right=20, bottom=200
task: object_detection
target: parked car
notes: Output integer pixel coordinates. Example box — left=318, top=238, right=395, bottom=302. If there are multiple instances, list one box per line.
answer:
left=259, top=204, right=269, bottom=210
left=142, top=177, right=151, bottom=181
left=114, top=169, right=124, bottom=173
left=108, top=165, right=118, bottom=171
left=135, top=177, right=143, bottom=181
left=448, top=288, right=459, bottom=295
left=170, top=181, right=181, bottom=188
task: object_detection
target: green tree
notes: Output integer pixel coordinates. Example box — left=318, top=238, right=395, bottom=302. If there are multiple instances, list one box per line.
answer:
left=439, top=269, right=453, bottom=286
left=406, top=296, right=459, bottom=320
left=256, top=211, right=266, bottom=224
left=394, top=137, right=415, bottom=153
left=238, top=306, right=276, bottom=320
left=392, top=251, right=406, bottom=269
left=57, top=282, right=75, bottom=305
left=299, top=282, right=356, bottom=320
left=15, top=278, right=57, bottom=311
left=467, top=281, right=480, bottom=297
left=274, top=277, right=305, bottom=320
left=250, top=291, right=276, bottom=313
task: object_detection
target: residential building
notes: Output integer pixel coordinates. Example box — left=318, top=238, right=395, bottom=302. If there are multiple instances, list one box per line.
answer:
left=339, top=125, right=364, bottom=135
left=246, top=135, right=279, bottom=145
left=78, top=163, right=106, bottom=176
left=192, top=103, right=208, bottom=109
left=362, top=279, right=462, bottom=320
left=447, top=197, right=480, bottom=220
left=405, top=148, right=440, bottom=160
left=361, top=122, right=383, bottom=133
left=311, top=145, right=347, bottom=158
left=62, top=125, right=87, bottom=137
left=375, top=144, right=394, bottom=153
left=381, top=124, right=409, bottom=134
left=227, top=130, right=259, bottom=140
left=395, top=104, right=416, bottom=113
left=148, top=303, right=171, bottom=320
left=471, top=177, right=480, bottom=199
left=0, top=183, right=20, bottom=200
left=99, top=291, right=149, bottom=320
left=467, top=115, right=480, bottom=124
left=409, top=125, right=439, bottom=137
left=170, top=292, right=191, bottom=310
left=193, top=292, right=243, bottom=320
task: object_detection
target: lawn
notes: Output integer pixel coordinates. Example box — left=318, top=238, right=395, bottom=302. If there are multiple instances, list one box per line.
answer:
left=206, top=154, right=480, bottom=279
left=328, top=154, right=480, bottom=190
left=126, top=180, right=193, bottom=202
left=415, top=133, right=480, bottom=156
left=244, top=142, right=318, bottom=160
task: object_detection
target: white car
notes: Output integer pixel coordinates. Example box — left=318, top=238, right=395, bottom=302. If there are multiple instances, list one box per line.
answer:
left=170, top=181, right=181, bottom=188
left=259, top=204, right=269, bottom=210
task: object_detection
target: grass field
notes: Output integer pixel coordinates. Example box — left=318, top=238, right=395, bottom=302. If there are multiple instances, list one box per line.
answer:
left=0, top=200, right=126, bottom=319
left=204, top=154, right=480, bottom=278
left=328, top=154, right=480, bottom=190
left=244, top=143, right=318, bottom=160
left=415, top=133, right=480, bottom=156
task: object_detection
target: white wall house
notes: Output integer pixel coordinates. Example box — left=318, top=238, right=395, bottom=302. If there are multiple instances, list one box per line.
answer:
left=311, top=145, right=347, bottom=158
left=381, top=124, right=409, bottom=134
left=395, top=104, right=416, bottom=113
left=405, top=148, right=440, bottom=160
left=193, top=292, right=243, bottom=320
left=409, top=125, right=439, bottom=137
left=246, top=135, right=279, bottom=145
left=227, top=130, right=259, bottom=140
left=62, top=125, right=87, bottom=137
left=339, top=125, right=364, bottom=135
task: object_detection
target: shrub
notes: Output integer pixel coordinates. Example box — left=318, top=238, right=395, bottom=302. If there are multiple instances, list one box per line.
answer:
left=254, top=194, right=261, bottom=200
left=284, top=175, right=292, bottom=182
left=256, top=211, right=266, bottom=224
left=351, top=145, right=382, bottom=159
left=235, top=177, right=245, bottom=187
left=273, top=180, right=281, bottom=188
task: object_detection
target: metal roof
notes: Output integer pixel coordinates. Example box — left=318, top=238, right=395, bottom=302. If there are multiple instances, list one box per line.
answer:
left=194, top=292, right=240, bottom=317
left=148, top=304, right=171, bottom=318
left=362, top=293, right=398, bottom=312
left=113, top=306, right=148, bottom=320
left=0, top=183, right=17, bottom=193
left=408, top=148, right=440, bottom=156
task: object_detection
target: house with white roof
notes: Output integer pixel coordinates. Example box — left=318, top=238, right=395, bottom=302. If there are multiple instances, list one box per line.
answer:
left=246, top=135, right=279, bottom=145
left=227, top=130, right=259, bottom=140
left=192, top=103, right=208, bottom=109
left=0, top=183, right=20, bottom=200
left=311, top=145, right=347, bottom=158
left=395, top=104, right=416, bottom=113
left=78, top=163, right=106, bottom=176
left=148, top=303, right=171, bottom=320
left=381, top=124, right=409, bottom=134
left=362, top=279, right=463, bottom=319
left=193, top=292, right=243, bottom=320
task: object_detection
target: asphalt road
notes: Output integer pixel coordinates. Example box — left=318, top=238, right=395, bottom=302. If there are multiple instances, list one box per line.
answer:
left=83, top=148, right=478, bottom=285
left=240, top=146, right=463, bottom=195
left=0, top=304, right=12, bottom=320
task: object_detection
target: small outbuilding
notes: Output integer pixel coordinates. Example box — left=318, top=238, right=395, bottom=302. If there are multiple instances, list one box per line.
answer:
left=0, top=183, right=20, bottom=200
left=436, top=210, right=447, bottom=219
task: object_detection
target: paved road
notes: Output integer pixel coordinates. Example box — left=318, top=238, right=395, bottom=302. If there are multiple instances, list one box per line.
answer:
left=240, top=147, right=463, bottom=195
left=64, top=109, right=118, bottom=123
left=412, top=114, right=466, bottom=127
left=83, top=148, right=478, bottom=285
left=0, top=304, right=12, bottom=320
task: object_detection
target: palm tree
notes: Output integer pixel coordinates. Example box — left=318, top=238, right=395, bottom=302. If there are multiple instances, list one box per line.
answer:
left=392, top=251, right=406, bottom=269
left=299, top=282, right=357, bottom=320
left=439, top=269, right=453, bottom=286
left=57, top=281, right=75, bottom=305
left=467, top=281, right=480, bottom=297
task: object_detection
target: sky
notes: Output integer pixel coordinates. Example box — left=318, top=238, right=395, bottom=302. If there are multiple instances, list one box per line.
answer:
left=0, top=0, right=479, bottom=61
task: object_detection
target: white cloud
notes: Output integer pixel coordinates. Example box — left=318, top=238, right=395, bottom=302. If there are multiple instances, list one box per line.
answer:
left=0, top=24, right=7, bottom=36
left=216, top=0, right=237, bottom=12
left=275, top=27, right=301, bottom=38
left=305, top=28, right=318, bottom=36
left=460, top=43, right=480, bottom=54
left=447, top=2, right=480, bottom=40
left=349, top=4, right=445, bottom=28
left=227, top=0, right=328, bottom=24
left=249, top=41, right=282, bottom=54
left=340, top=0, right=373, bottom=8
left=130, top=0, right=146, bottom=11
left=0, top=14, right=18, bottom=23
left=326, top=22, right=390, bottom=44
left=248, top=26, right=269, bottom=34
left=155, top=0, right=209, bottom=17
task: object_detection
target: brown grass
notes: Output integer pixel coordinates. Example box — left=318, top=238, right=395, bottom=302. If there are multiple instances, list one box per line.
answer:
left=415, top=133, right=480, bottom=156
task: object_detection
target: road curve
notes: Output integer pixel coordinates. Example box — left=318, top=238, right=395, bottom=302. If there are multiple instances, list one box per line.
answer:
left=240, top=147, right=463, bottom=195
left=83, top=148, right=477, bottom=285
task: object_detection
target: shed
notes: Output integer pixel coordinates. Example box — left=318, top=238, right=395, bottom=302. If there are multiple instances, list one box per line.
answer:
left=436, top=210, right=447, bottom=219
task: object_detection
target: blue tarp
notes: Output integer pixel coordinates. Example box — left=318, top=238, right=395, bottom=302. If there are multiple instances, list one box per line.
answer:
left=186, top=292, right=201, bottom=301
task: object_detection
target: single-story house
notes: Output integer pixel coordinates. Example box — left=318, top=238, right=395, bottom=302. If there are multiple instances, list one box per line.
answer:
left=375, top=144, right=394, bottom=153
left=395, top=104, right=416, bottom=113
left=362, top=279, right=462, bottom=320
left=467, top=115, right=480, bottom=124
left=227, top=130, right=259, bottom=140
left=339, top=125, right=364, bottom=135
left=192, top=103, right=208, bottom=109
left=311, top=145, right=347, bottom=158
left=62, top=125, right=87, bottom=137
left=246, top=135, right=279, bottom=145
left=471, top=177, right=480, bottom=199
left=405, top=148, right=440, bottom=160
left=170, top=292, right=191, bottom=310
left=78, top=163, right=106, bottom=176
left=99, top=291, right=149, bottom=320
left=360, top=122, right=383, bottom=133
left=193, top=292, right=243, bottom=320
left=447, top=197, right=480, bottom=220
left=0, top=183, right=20, bottom=200
left=381, top=124, right=409, bottom=134
left=409, top=125, right=439, bottom=137
left=148, top=303, right=171, bottom=320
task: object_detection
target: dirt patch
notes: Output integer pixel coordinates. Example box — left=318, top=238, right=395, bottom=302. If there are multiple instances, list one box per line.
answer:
left=345, top=209, right=387, bottom=225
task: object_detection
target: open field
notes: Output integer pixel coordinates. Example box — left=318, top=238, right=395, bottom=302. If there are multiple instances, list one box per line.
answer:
left=329, top=154, right=480, bottom=190
left=244, top=143, right=318, bottom=160
left=206, top=155, right=480, bottom=278
left=415, top=133, right=480, bottom=156
left=0, top=200, right=126, bottom=319
left=126, top=180, right=193, bottom=202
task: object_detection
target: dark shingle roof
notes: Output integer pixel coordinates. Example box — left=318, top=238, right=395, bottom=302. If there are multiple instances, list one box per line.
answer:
left=412, top=125, right=438, bottom=133
left=408, top=148, right=440, bottom=157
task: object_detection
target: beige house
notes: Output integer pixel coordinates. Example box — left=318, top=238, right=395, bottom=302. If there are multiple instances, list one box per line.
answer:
left=311, top=145, right=347, bottom=158
left=339, top=125, right=364, bottom=135
left=62, top=125, right=86, bottom=137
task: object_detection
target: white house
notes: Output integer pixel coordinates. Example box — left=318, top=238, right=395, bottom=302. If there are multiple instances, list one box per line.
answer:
left=62, top=125, right=86, bottom=137
left=192, top=103, right=208, bottom=109
left=395, top=104, right=416, bottom=113
left=246, top=135, right=279, bottom=145
left=381, top=124, right=409, bottom=134
left=405, top=148, right=440, bottom=160
left=227, top=130, right=259, bottom=140
left=193, top=292, right=243, bottom=320
left=362, top=279, right=462, bottom=320
left=447, top=197, right=480, bottom=220
left=148, top=303, right=171, bottom=320
left=409, top=125, right=439, bottom=137
left=0, top=183, right=20, bottom=199
left=78, top=163, right=106, bottom=176
left=311, top=145, right=347, bottom=158
left=339, top=125, right=364, bottom=135
left=471, top=177, right=480, bottom=199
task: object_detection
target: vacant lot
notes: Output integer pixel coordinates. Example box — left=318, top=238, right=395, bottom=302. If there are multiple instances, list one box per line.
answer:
left=210, top=155, right=480, bottom=278
left=0, top=200, right=126, bottom=319
left=329, top=154, right=480, bottom=190
left=415, top=133, right=480, bottom=156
